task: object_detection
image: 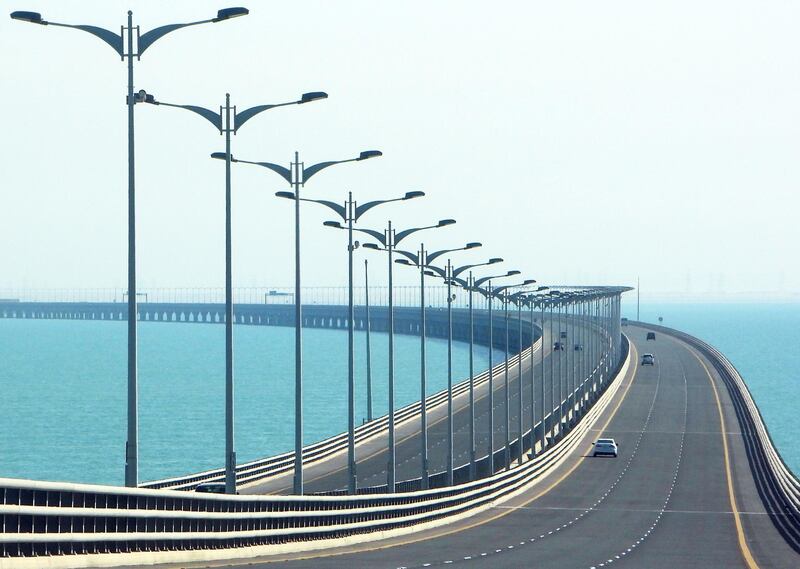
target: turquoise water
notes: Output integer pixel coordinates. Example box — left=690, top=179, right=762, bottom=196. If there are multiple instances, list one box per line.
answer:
left=0, top=319, right=503, bottom=485
left=623, top=302, right=800, bottom=476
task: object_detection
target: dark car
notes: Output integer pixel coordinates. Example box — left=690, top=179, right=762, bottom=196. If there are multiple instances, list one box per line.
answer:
left=646, top=332, right=656, bottom=340
left=560, top=331, right=568, bottom=339
left=621, top=317, right=629, bottom=326
left=553, top=341, right=564, bottom=351
left=194, top=483, right=227, bottom=494
left=574, top=344, right=583, bottom=351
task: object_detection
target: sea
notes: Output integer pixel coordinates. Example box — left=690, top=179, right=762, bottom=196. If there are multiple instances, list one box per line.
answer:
left=0, top=318, right=504, bottom=485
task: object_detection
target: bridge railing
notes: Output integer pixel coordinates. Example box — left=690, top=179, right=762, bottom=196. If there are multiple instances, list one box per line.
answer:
left=0, top=286, right=504, bottom=310
left=0, top=336, right=630, bottom=568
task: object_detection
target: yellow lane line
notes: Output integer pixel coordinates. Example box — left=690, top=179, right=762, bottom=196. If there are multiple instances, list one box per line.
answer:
left=224, top=339, right=641, bottom=566
left=688, top=348, right=760, bottom=569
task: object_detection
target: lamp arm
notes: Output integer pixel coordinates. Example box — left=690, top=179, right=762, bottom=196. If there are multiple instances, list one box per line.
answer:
left=47, top=22, right=124, bottom=56
left=426, top=247, right=460, bottom=265
left=238, top=160, right=292, bottom=184
left=354, top=197, right=402, bottom=221
left=234, top=101, right=295, bottom=133
left=394, top=249, right=420, bottom=265
left=423, top=264, right=447, bottom=279
left=156, top=101, right=222, bottom=131
left=352, top=227, right=387, bottom=245
left=395, top=224, right=436, bottom=244
left=304, top=199, right=346, bottom=220
left=138, top=19, right=213, bottom=55
left=303, top=159, right=354, bottom=182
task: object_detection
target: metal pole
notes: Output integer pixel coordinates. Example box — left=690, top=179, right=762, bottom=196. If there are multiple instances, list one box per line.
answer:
left=548, top=300, right=554, bottom=445
left=517, top=300, right=523, bottom=464
left=566, top=299, right=572, bottom=426
left=224, top=94, right=236, bottom=494
left=293, top=151, right=303, bottom=495
left=503, top=296, right=510, bottom=470
left=347, top=193, right=356, bottom=495
left=529, top=300, right=535, bottom=457
left=365, top=259, right=373, bottom=422
left=124, top=10, right=138, bottom=488
left=540, top=300, right=546, bottom=452
left=419, top=244, right=429, bottom=488
left=487, top=282, right=494, bottom=474
left=387, top=225, right=396, bottom=492
left=468, top=272, right=476, bottom=479
left=558, top=301, right=563, bottom=436
left=446, top=259, right=454, bottom=485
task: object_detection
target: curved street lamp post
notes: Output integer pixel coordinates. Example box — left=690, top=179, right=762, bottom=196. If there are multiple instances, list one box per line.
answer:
left=11, top=5, right=250, bottom=489
left=439, top=260, right=505, bottom=480
left=315, top=190, right=425, bottom=495
left=410, top=250, right=496, bottom=485
left=469, top=270, right=520, bottom=476
left=394, top=241, right=483, bottom=487
left=229, top=148, right=380, bottom=495
left=141, top=90, right=327, bottom=494
left=490, top=280, right=535, bottom=468
left=359, top=219, right=456, bottom=492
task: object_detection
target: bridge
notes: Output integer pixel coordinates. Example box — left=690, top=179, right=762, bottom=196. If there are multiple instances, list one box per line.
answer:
left=1, top=294, right=799, bottom=568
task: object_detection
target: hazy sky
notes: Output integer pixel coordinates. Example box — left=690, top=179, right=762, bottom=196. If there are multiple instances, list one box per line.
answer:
left=2, top=1, right=799, bottom=300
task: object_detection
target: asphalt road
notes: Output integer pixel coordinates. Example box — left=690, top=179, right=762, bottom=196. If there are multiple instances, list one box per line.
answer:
left=229, top=325, right=798, bottom=568
left=243, top=316, right=598, bottom=495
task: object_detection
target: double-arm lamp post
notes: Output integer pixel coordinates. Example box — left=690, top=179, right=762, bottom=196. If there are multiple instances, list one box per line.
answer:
left=468, top=270, right=520, bottom=476
left=507, top=287, right=548, bottom=462
left=490, top=280, right=536, bottom=468
left=11, top=5, right=249, bottom=488
left=140, top=91, right=327, bottom=494
left=357, top=219, right=456, bottom=492
left=396, top=245, right=486, bottom=486
left=229, top=149, right=382, bottom=494
left=517, top=288, right=549, bottom=457
left=304, top=191, right=425, bottom=495
left=422, top=258, right=501, bottom=484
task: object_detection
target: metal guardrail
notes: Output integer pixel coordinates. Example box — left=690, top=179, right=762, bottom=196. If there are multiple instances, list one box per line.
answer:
left=0, top=337, right=630, bottom=568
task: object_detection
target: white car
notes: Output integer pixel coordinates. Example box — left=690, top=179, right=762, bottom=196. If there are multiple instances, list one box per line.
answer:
left=593, top=438, right=618, bottom=457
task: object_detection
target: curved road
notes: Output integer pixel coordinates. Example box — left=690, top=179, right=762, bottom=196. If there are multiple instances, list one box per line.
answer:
left=213, top=325, right=798, bottom=568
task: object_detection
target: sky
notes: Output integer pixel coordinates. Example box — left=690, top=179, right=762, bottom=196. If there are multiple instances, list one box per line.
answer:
left=2, top=1, right=799, bottom=301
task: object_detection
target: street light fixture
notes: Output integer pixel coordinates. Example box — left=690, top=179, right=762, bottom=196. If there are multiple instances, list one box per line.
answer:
left=359, top=219, right=456, bottom=491
left=225, top=148, right=378, bottom=495
left=316, top=191, right=425, bottom=495
left=395, top=242, right=481, bottom=488
left=468, top=269, right=520, bottom=476
left=491, top=279, right=536, bottom=468
left=11, top=5, right=249, bottom=489
left=141, top=91, right=325, bottom=494
left=423, top=255, right=502, bottom=484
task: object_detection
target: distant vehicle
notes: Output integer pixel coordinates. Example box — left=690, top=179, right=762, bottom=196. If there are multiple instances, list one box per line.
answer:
left=621, top=317, right=629, bottom=326
left=574, top=344, right=583, bottom=351
left=194, top=483, right=227, bottom=494
left=553, top=341, right=564, bottom=351
left=641, top=353, right=655, bottom=366
left=646, top=332, right=656, bottom=341
left=593, top=438, right=618, bottom=457
left=560, top=331, right=568, bottom=339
